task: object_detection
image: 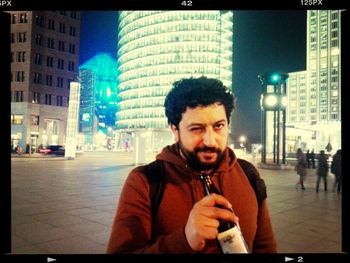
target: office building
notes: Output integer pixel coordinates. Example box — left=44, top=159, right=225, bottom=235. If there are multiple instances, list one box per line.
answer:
left=286, top=10, right=342, bottom=153
left=116, top=11, right=233, bottom=150
left=9, top=11, right=80, bottom=153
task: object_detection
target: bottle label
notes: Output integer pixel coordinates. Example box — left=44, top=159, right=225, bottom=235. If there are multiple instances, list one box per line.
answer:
left=217, top=227, right=248, bottom=253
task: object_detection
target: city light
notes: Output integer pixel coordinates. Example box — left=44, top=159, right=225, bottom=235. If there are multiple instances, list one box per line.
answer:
left=264, top=95, right=278, bottom=108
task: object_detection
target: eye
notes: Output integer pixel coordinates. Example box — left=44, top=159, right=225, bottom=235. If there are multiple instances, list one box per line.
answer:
left=189, top=127, right=202, bottom=132
left=214, top=123, right=225, bottom=130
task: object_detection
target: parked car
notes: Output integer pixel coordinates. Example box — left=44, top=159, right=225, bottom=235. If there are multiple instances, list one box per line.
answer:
left=39, top=145, right=65, bottom=156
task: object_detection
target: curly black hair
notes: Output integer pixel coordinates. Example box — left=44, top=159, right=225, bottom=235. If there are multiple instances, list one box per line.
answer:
left=164, top=76, right=236, bottom=128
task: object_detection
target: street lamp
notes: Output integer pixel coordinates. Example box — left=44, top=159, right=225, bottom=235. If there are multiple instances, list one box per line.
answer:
left=239, top=135, right=247, bottom=151
left=258, top=72, right=288, bottom=165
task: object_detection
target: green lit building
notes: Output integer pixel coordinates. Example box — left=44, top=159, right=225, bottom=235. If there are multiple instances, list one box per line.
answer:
left=79, top=53, right=118, bottom=146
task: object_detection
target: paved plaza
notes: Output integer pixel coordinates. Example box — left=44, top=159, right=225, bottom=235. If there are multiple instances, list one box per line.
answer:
left=8, top=150, right=343, bottom=254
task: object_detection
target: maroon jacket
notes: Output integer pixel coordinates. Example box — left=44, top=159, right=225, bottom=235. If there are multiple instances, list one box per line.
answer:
left=107, top=144, right=277, bottom=253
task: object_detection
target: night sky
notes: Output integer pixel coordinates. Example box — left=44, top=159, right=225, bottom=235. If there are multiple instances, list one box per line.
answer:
left=80, top=10, right=307, bottom=144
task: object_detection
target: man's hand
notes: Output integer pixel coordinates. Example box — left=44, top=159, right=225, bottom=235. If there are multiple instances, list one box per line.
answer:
left=184, top=193, right=239, bottom=251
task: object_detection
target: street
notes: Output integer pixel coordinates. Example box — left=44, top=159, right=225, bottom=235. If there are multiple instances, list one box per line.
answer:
left=10, top=151, right=342, bottom=254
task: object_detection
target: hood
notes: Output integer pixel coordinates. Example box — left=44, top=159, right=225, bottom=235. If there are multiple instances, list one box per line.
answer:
left=156, top=143, right=238, bottom=174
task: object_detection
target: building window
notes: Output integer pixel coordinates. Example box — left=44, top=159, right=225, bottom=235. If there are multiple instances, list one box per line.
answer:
left=68, top=44, right=75, bottom=54
left=11, top=14, right=16, bottom=24
left=331, top=113, right=338, bottom=120
left=331, top=31, right=338, bottom=38
left=57, top=59, right=64, bottom=70
left=331, top=12, right=338, bottom=20
left=331, top=39, right=338, bottom=48
left=11, top=115, right=24, bottom=125
left=18, top=32, right=26, bottom=43
left=69, top=26, right=76, bottom=36
left=58, top=41, right=65, bottom=51
left=47, top=38, right=55, bottom=49
left=19, top=13, right=28, bottom=23
left=35, top=15, right=44, bottom=26
left=56, top=77, right=64, bottom=88
left=33, top=72, right=42, bottom=84
left=45, top=94, right=52, bottom=105
left=68, top=61, right=75, bottom=71
left=11, top=33, right=15, bottom=43
left=46, top=75, right=53, bottom=86
left=46, top=56, right=53, bottom=67
left=48, top=19, right=55, bottom=30
left=34, top=53, right=42, bottom=65
left=59, top=23, right=66, bottom=33
left=14, top=91, right=24, bottom=102
left=31, top=115, right=40, bottom=126
left=70, top=11, right=77, bottom=19
left=35, top=34, right=43, bottom=45
left=15, top=71, right=25, bottom=82
left=16, top=52, right=25, bottom=62
left=33, top=92, right=40, bottom=103
left=56, top=96, right=63, bottom=106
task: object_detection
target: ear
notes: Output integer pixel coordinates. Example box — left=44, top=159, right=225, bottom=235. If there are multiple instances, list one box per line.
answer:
left=170, top=124, right=179, bottom=142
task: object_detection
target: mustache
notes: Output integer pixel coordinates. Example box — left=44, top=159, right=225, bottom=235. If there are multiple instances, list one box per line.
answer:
left=195, top=146, right=221, bottom=153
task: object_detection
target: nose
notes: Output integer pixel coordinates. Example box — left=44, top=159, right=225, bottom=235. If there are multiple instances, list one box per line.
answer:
left=202, top=128, right=215, bottom=147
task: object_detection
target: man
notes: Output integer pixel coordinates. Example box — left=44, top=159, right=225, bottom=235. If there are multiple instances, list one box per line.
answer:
left=331, top=149, right=342, bottom=193
left=107, top=76, right=277, bottom=253
left=306, top=150, right=310, bottom=168
left=316, top=150, right=329, bottom=192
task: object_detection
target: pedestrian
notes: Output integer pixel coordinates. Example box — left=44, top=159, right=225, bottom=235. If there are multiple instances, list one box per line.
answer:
left=316, top=150, right=328, bottom=192
left=331, top=149, right=342, bottom=193
left=107, top=76, right=277, bottom=254
left=306, top=150, right=310, bottom=168
left=310, top=150, right=316, bottom=169
left=295, top=148, right=307, bottom=190
left=16, top=145, right=23, bottom=155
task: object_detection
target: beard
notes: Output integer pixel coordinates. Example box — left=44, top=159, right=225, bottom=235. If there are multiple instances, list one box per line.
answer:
left=178, top=142, right=226, bottom=171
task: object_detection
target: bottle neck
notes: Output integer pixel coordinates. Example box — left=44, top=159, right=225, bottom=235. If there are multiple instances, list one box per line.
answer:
left=200, top=172, right=221, bottom=196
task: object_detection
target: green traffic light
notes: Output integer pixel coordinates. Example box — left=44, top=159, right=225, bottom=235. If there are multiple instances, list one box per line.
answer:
left=271, top=74, right=280, bottom=82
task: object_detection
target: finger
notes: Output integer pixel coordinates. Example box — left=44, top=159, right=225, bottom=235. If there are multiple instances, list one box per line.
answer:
left=198, top=213, right=220, bottom=228
left=199, top=193, right=232, bottom=210
left=201, top=206, right=239, bottom=224
left=198, top=225, right=219, bottom=240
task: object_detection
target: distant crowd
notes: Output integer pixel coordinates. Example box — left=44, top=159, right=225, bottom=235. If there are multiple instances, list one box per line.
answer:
left=295, top=148, right=342, bottom=193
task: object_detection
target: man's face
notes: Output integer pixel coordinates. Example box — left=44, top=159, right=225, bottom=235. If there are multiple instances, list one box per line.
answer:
left=170, top=103, right=229, bottom=171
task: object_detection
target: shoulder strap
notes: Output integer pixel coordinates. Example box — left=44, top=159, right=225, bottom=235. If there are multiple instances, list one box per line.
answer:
left=144, top=159, right=165, bottom=219
left=238, top=158, right=267, bottom=207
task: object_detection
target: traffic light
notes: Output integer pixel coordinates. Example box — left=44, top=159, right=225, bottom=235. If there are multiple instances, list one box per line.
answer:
left=271, top=73, right=281, bottom=83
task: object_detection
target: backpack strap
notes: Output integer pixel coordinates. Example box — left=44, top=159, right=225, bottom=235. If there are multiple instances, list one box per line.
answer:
left=237, top=158, right=267, bottom=207
left=144, top=159, right=165, bottom=219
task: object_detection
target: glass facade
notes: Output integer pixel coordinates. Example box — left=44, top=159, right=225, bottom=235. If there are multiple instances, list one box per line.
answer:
left=79, top=53, right=118, bottom=145
left=116, top=11, right=233, bottom=130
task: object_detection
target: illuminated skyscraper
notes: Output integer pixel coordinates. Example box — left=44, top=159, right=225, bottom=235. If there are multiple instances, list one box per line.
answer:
left=79, top=53, right=118, bottom=146
left=286, top=10, right=342, bottom=153
left=116, top=11, right=233, bottom=150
